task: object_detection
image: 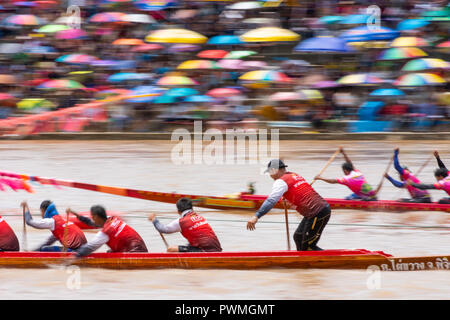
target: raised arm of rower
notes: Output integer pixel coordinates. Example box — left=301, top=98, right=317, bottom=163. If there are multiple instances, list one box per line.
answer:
left=340, top=147, right=354, bottom=168
left=385, top=173, right=405, bottom=188
left=21, top=202, right=54, bottom=230
left=75, top=231, right=109, bottom=257
left=393, top=148, right=404, bottom=175
left=434, top=151, right=447, bottom=171
left=313, top=176, right=339, bottom=184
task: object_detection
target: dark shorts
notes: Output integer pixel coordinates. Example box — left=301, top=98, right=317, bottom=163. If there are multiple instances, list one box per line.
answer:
left=293, top=205, right=331, bottom=251
left=178, top=245, right=204, bottom=253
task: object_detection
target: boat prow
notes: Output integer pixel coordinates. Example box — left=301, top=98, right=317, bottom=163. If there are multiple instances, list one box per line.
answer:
left=0, top=250, right=448, bottom=271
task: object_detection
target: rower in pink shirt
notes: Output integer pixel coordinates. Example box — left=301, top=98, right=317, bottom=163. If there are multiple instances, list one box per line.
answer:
left=314, top=147, right=377, bottom=201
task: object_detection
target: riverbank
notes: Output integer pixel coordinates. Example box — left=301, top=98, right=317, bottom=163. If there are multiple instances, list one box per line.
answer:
left=2, top=131, right=450, bottom=141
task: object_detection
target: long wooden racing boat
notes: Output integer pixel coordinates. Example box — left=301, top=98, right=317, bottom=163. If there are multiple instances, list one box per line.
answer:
left=0, top=250, right=448, bottom=271
left=1, top=170, right=449, bottom=213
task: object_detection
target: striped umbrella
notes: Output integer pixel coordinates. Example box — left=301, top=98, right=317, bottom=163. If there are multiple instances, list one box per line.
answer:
left=377, top=47, right=427, bottom=60
left=145, top=29, right=207, bottom=44
left=89, top=12, right=126, bottom=23
left=156, top=76, right=198, bottom=86
left=337, top=74, right=384, bottom=85
left=3, top=14, right=45, bottom=26
left=240, top=27, right=300, bottom=42
left=401, top=58, right=450, bottom=72
left=390, top=37, right=430, bottom=48
left=56, top=54, right=98, bottom=64
left=177, top=60, right=219, bottom=70
left=394, top=73, right=446, bottom=86
left=37, top=79, right=85, bottom=89
left=239, top=70, right=292, bottom=83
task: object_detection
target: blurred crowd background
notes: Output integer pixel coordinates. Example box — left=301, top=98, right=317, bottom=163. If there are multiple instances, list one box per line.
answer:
left=0, top=0, right=448, bottom=135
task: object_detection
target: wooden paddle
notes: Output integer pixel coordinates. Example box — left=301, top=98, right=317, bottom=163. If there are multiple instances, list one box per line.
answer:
left=159, top=232, right=169, bottom=250
left=414, top=154, right=434, bottom=177
left=282, top=199, right=291, bottom=251
left=374, top=155, right=394, bottom=195
left=62, top=210, right=70, bottom=252
left=22, top=205, right=27, bottom=252
left=310, top=149, right=340, bottom=185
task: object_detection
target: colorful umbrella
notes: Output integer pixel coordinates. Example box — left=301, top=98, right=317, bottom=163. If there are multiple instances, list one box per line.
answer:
left=184, top=95, right=216, bottom=103
left=89, top=12, right=126, bottom=23
left=112, top=38, right=145, bottom=46
left=436, top=41, right=450, bottom=49
left=294, top=36, right=354, bottom=52
left=168, top=44, right=201, bottom=53
left=145, top=29, right=207, bottom=44
left=122, top=14, right=156, bottom=24
left=318, top=15, right=343, bottom=25
left=337, top=74, right=384, bottom=85
left=23, top=45, right=57, bottom=54
left=125, top=86, right=165, bottom=103
left=240, top=61, right=268, bottom=70
left=134, top=0, right=176, bottom=11
left=420, top=7, right=450, bottom=21
left=3, top=14, right=45, bottom=26
left=217, top=59, right=243, bottom=70
left=197, top=50, right=228, bottom=59
left=226, top=1, right=262, bottom=10
left=401, top=58, right=450, bottom=72
left=394, top=73, right=446, bottom=86
left=339, top=14, right=370, bottom=25
left=224, top=50, right=257, bottom=59
left=299, top=89, right=323, bottom=100
left=56, top=54, right=98, bottom=64
left=239, top=70, right=292, bottom=83
left=207, top=35, right=243, bottom=45
left=269, top=91, right=302, bottom=101
left=240, top=27, right=300, bottom=42
left=156, top=76, right=198, bottom=86
left=377, top=47, right=427, bottom=60
left=369, top=88, right=405, bottom=97
left=17, top=98, right=54, bottom=110
left=390, top=37, right=430, bottom=48
left=206, top=88, right=241, bottom=98
left=164, top=88, right=199, bottom=97
left=396, top=19, right=429, bottom=31
left=55, top=28, right=88, bottom=40
left=132, top=44, right=165, bottom=52
left=339, top=26, right=400, bottom=42
left=37, top=79, right=85, bottom=89
left=107, top=73, right=152, bottom=82
left=177, top=60, right=219, bottom=70
left=37, top=24, right=70, bottom=33
left=313, top=80, right=339, bottom=88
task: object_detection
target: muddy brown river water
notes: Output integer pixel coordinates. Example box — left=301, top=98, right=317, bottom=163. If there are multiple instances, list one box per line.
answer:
left=0, top=140, right=449, bottom=299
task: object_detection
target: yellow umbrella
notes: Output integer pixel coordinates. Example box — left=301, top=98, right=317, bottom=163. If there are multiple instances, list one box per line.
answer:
left=145, top=29, right=207, bottom=44
left=240, top=27, right=300, bottom=42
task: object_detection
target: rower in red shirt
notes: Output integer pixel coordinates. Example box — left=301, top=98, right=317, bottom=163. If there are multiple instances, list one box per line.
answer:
left=247, top=159, right=331, bottom=251
left=0, top=215, right=19, bottom=251
left=148, top=198, right=222, bottom=252
left=21, top=200, right=87, bottom=252
left=71, top=205, right=148, bottom=257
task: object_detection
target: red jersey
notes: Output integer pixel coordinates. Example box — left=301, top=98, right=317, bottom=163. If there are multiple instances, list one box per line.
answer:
left=51, top=215, right=87, bottom=249
left=102, top=217, right=147, bottom=253
left=179, top=211, right=222, bottom=252
left=280, top=172, right=328, bottom=218
left=0, top=216, right=19, bottom=251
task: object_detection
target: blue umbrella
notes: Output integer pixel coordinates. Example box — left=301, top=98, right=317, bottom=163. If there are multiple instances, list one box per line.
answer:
left=396, top=19, right=429, bottom=31
left=369, top=88, right=405, bottom=97
left=126, top=86, right=166, bottom=103
left=134, top=0, right=177, bottom=11
left=184, top=95, right=216, bottom=103
left=107, top=72, right=152, bottom=82
left=339, top=14, right=370, bottom=25
left=23, top=46, right=57, bottom=54
left=319, top=16, right=343, bottom=25
left=207, top=35, right=244, bottom=45
left=294, top=36, right=354, bottom=52
left=340, top=26, right=400, bottom=42
left=152, top=94, right=177, bottom=104
left=165, top=87, right=199, bottom=97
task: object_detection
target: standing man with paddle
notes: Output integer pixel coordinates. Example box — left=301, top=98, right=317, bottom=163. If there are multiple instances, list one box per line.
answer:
left=247, top=159, right=331, bottom=251
left=314, top=147, right=377, bottom=201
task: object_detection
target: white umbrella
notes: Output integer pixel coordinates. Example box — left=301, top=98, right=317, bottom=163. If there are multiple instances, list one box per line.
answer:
left=226, top=1, right=262, bottom=10
left=122, top=14, right=156, bottom=24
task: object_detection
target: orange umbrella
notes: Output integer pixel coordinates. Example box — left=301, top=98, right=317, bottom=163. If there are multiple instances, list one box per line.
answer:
left=112, top=38, right=145, bottom=46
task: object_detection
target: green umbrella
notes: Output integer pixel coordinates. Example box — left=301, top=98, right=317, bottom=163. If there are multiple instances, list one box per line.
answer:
left=224, top=50, right=257, bottom=59
left=37, top=24, right=71, bottom=33
left=17, top=98, right=55, bottom=110
left=421, top=7, right=450, bottom=21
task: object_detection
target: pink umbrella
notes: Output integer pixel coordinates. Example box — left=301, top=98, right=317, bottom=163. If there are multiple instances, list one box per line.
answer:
left=240, top=60, right=268, bottom=70
left=217, top=59, right=243, bottom=70
left=313, top=80, right=339, bottom=88
left=269, top=92, right=303, bottom=101
left=131, top=44, right=165, bottom=52
left=55, top=28, right=88, bottom=40
left=206, top=88, right=241, bottom=98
